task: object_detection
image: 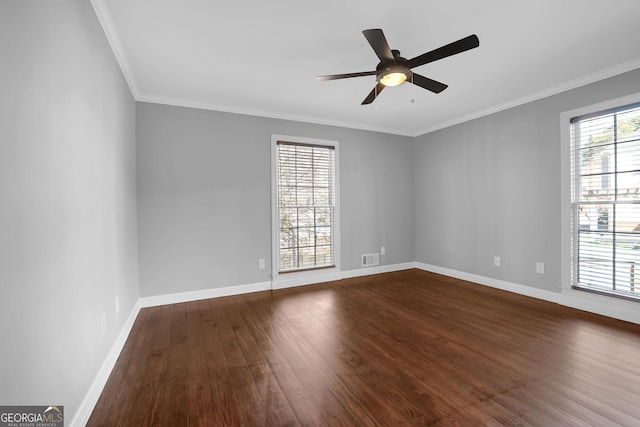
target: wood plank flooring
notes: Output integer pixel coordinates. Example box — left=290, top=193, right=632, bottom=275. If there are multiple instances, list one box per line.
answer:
left=88, top=269, right=640, bottom=426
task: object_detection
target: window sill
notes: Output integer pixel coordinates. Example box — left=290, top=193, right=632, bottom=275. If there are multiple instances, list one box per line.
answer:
left=279, top=264, right=336, bottom=274
left=572, top=285, right=640, bottom=303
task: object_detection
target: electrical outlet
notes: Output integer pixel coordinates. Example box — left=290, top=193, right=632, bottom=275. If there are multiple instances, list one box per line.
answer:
left=380, top=246, right=386, bottom=255
left=115, top=297, right=120, bottom=315
left=494, top=256, right=501, bottom=267
left=101, top=313, right=106, bottom=336
left=536, top=262, right=545, bottom=274
left=258, top=258, right=265, bottom=269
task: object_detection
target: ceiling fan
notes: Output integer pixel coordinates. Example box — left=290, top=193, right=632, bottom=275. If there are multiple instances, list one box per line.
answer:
left=317, top=29, right=479, bottom=105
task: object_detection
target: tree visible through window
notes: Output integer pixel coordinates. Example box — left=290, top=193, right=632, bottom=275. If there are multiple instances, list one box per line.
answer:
left=276, top=141, right=336, bottom=272
left=571, top=103, right=640, bottom=298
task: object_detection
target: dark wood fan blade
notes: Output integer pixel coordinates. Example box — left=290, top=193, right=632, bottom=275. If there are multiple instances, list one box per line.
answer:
left=363, top=29, right=394, bottom=62
left=317, top=71, right=377, bottom=81
left=407, top=34, right=479, bottom=69
left=362, top=82, right=385, bottom=105
left=410, top=73, right=448, bottom=93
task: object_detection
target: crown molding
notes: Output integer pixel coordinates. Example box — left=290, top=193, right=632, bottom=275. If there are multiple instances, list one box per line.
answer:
left=411, top=57, right=640, bottom=137
left=136, top=92, right=415, bottom=137
left=90, top=0, right=140, bottom=97
left=133, top=57, right=640, bottom=139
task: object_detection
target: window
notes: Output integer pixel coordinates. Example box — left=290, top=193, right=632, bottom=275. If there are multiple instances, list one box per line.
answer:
left=272, top=136, right=338, bottom=274
left=570, top=102, right=640, bottom=299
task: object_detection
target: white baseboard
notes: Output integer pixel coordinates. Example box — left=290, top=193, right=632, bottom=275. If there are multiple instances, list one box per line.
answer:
left=139, top=281, right=272, bottom=307
left=70, top=300, right=142, bottom=427
left=415, top=262, right=640, bottom=325
left=415, top=262, right=564, bottom=304
left=270, top=262, right=417, bottom=290
left=271, top=270, right=343, bottom=290
left=341, top=262, right=417, bottom=279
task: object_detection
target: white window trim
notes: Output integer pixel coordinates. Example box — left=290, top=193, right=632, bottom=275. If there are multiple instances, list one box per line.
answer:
left=561, top=91, right=640, bottom=296
left=270, top=134, right=341, bottom=289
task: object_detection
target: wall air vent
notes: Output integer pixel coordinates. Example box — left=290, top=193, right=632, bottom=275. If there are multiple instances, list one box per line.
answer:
left=361, top=253, right=380, bottom=267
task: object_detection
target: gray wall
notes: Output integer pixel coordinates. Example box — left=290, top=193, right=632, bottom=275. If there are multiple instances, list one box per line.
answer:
left=136, top=103, right=415, bottom=297
left=414, top=68, right=640, bottom=292
left=0, top=0, right=139, bottom=419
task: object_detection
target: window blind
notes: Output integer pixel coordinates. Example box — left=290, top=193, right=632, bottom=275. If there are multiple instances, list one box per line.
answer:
left=571, top=103, right=640, bottom=299
left=276, top=141, right=335, bottom=272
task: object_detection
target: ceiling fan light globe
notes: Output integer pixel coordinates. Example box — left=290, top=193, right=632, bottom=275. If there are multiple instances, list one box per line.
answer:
left=377, top=64, right=411, bottom=87
left=380, top=72, right=407, bottom=87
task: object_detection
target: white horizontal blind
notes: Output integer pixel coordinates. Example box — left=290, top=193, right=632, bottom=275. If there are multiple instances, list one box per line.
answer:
left=571, top=103, right=640, bottom=298
left=276, top=141, right=335, bottom=272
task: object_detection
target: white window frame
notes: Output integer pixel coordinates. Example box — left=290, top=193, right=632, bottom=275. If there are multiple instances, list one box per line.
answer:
left=561, top=92, right=640, bottom=300
left=271, top=134, right=341, bottom=289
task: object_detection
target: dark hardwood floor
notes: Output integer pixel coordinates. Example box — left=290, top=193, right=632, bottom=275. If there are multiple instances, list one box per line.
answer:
left=88, top=269, right=640, bottom=426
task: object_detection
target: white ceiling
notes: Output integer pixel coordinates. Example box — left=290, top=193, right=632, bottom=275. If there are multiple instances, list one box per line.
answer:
left=94, top=0, right=640, bottom=136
